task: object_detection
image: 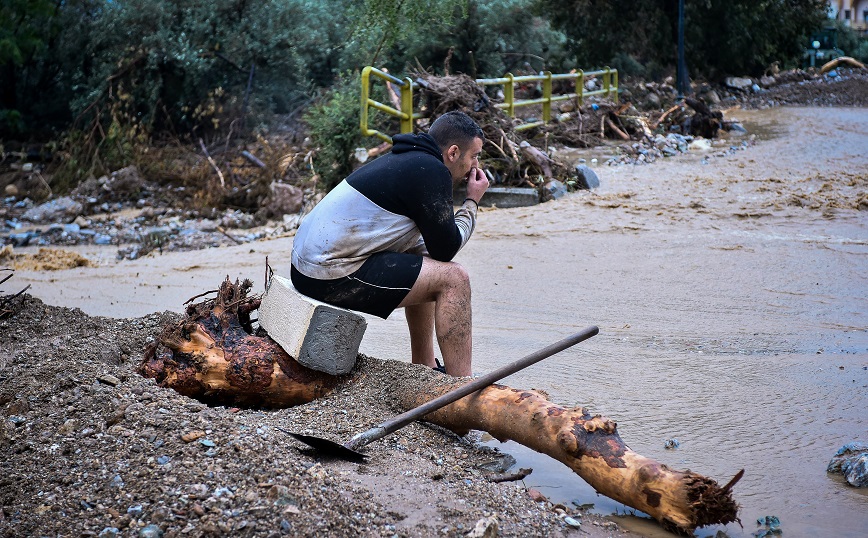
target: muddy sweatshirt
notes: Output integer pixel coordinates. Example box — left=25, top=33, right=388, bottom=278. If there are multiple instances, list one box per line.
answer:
left=291, top=132, right=478, bottom=280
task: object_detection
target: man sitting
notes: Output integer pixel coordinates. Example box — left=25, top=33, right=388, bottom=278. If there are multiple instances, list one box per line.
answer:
left=290, top=111, right=489, bottom=376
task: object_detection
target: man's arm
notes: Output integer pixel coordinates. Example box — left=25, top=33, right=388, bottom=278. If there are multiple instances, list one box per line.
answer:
left=452, top=167, right=488, bottom=247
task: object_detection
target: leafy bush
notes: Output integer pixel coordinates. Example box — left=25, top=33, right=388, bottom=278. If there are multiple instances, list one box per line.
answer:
left=304, top=72, right=384, bottom=192
left=536, top=0, right=830, bottom=79
left=831, top=20, right=868, bottom=62
left=378, top=0, right=571, bottom=78
left=852, top=40, right=868, bottom=62
left=610, top=53, right=647, bottom=78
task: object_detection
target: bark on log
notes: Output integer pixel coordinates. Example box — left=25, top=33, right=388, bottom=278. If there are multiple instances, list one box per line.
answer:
left=138, top=278, right=741, bottom=535
left=398, top=383, right=741, bottom=535
left=519, top=141, right=555, bottom=178
left=138, top=277, right=338, bottom=408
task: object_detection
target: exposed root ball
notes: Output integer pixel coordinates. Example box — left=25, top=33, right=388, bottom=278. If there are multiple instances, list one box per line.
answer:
left=138, top=277, right=339, bottom=408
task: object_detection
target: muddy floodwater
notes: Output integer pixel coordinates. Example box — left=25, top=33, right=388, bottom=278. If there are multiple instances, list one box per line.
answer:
left=15, top=107, right=868, bottom=537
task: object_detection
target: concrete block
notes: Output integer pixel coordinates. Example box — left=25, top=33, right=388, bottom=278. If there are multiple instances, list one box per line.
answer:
left=259, top=275, right=366, bottom=375
left=454, top=186, right=540, bottom=208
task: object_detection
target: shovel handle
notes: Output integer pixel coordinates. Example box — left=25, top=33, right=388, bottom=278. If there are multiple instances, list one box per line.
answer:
left=345, top=325, right=599, bottom=450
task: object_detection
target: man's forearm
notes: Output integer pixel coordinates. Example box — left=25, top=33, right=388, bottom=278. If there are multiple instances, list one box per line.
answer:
left=453, top=199, right=478, bottom=250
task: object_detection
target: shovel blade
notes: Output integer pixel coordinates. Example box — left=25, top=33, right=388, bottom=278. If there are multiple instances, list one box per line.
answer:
left=279, top=429, right=368, bottom=463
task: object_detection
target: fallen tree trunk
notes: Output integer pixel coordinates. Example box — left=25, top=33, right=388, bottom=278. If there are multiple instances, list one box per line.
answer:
left=398, top=383, right=741, bottom=535
left=821, top=56, right=866, bottom=74
left=139, top=278, right=740, bottom=535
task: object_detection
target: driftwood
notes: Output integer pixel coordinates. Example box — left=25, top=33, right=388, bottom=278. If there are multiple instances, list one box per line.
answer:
left=604, top=116, right=631, bottom=140
left=486, top=467, right=533, bottom=483
left=519, top=141, right=555, bottom=177
left=138, top=278, right=741, bottom=535
left=821, top=56, right=865, bottom=74
left=652, top=104, right=683, bottom=130
left=399, top=383, right=741, bottom=535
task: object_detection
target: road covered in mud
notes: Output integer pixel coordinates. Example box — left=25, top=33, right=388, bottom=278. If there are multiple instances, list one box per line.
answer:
left=458, top=106, right=868, bottom=537
left=2, top=105, right=867, bottom=537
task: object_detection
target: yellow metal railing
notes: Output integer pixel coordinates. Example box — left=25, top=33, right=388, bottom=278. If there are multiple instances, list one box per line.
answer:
left=360, top=66, right=424, bottom=143
left=361, top=66, right=618, bottom=141
left=476, top=68, right=619, bottom=131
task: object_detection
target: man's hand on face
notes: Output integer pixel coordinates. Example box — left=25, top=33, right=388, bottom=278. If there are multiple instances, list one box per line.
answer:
left=465, top=167, right=489, bottom=204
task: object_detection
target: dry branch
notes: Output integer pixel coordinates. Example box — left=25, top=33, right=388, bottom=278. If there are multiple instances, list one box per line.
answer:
left=241, top=150, right=266, bottom=168
left=0, top=270, right=29, bottom=320
left=652, top=104, right=683, bottom=130
left=199, top=138, right=226, bottom=188
left=605, top=117, right=631, bottom=140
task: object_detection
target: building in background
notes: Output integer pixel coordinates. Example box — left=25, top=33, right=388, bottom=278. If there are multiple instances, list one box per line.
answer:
left=828, top=1, right=868, bottom=32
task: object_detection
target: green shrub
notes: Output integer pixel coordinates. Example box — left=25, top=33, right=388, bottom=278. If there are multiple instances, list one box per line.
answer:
left=379, top=0, right=571, bottom=78
left=0, top=110, right=23, bottom=135
left=536, top=0, right=829, bottom=79
left=610, top=53, right=647, bottom=78
left=304, top=72, right=389, bottom=192
left=852, top=40, right=868, bottom=62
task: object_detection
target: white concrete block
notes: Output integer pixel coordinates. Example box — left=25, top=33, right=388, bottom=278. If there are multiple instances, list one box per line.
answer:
left=259, top=274, right=366, bottom=375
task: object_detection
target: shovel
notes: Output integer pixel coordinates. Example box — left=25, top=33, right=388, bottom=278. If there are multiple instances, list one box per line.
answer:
left=279, top=325, right=599, bottom=462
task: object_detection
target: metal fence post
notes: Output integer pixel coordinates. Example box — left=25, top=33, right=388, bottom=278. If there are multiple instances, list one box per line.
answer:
left=400, top=77, right=414, bottom=133
left=577, top=70, right=584, bottom=106
left=612, top=69, right=619, bottom=103
left=360, top=66, right=372, bottom=134
left=505, top=73, right=515, bottom=117
left=542, top=71, right=552, bottom=123
left=603, top=66, right=611, bottom=100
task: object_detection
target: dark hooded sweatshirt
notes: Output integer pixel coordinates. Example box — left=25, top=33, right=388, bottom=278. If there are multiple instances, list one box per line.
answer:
left=291, top=133, right=478, bottom=280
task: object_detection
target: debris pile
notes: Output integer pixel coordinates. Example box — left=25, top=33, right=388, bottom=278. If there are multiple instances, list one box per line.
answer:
left=0, top=296, right=619, bottom=537
left=1, top=136, right=318, bottom=258
left=3, top=67, right=863, bottom=260
left=411, top=71, right=743, bottom=189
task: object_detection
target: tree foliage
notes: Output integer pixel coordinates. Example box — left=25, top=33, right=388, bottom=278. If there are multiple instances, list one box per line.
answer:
left=536, top=0, right=830, bottom=78
left=0, top=0, right=839, bottom=142
left=390, top=0, right=572, bottom=77
left=0, top=0, right=69, bottom=133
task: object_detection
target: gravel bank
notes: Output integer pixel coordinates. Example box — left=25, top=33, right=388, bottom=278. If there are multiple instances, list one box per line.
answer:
left=0, top=297, right=627, bottom=538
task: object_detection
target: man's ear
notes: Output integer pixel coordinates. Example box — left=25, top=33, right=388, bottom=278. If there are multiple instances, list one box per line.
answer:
left=445, top=144, right=461, bottom=163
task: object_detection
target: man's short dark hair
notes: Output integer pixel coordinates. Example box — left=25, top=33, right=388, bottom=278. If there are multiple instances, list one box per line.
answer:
left=428, top=111, right=485, bottom=151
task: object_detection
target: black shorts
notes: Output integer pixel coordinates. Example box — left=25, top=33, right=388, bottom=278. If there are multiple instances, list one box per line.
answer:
left=290, top=252, right=423, bottom=319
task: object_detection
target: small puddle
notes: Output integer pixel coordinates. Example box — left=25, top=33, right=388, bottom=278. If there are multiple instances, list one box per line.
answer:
left=725, top=109, right=787, bottom=141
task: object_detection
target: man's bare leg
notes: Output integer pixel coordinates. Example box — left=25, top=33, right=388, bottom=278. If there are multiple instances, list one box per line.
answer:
left=405, top=302, right=435, bottom=367
left=399, top=258, right=472, bottom=376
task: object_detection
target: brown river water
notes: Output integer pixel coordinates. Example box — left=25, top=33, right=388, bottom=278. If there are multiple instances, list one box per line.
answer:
left=15, top=107, right=868, bottom=536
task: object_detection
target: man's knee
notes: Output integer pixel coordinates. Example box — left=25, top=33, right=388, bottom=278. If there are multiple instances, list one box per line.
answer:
left=441, top=261, right=470, bottom=290
left=414, top=259, right=471, bottom=299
